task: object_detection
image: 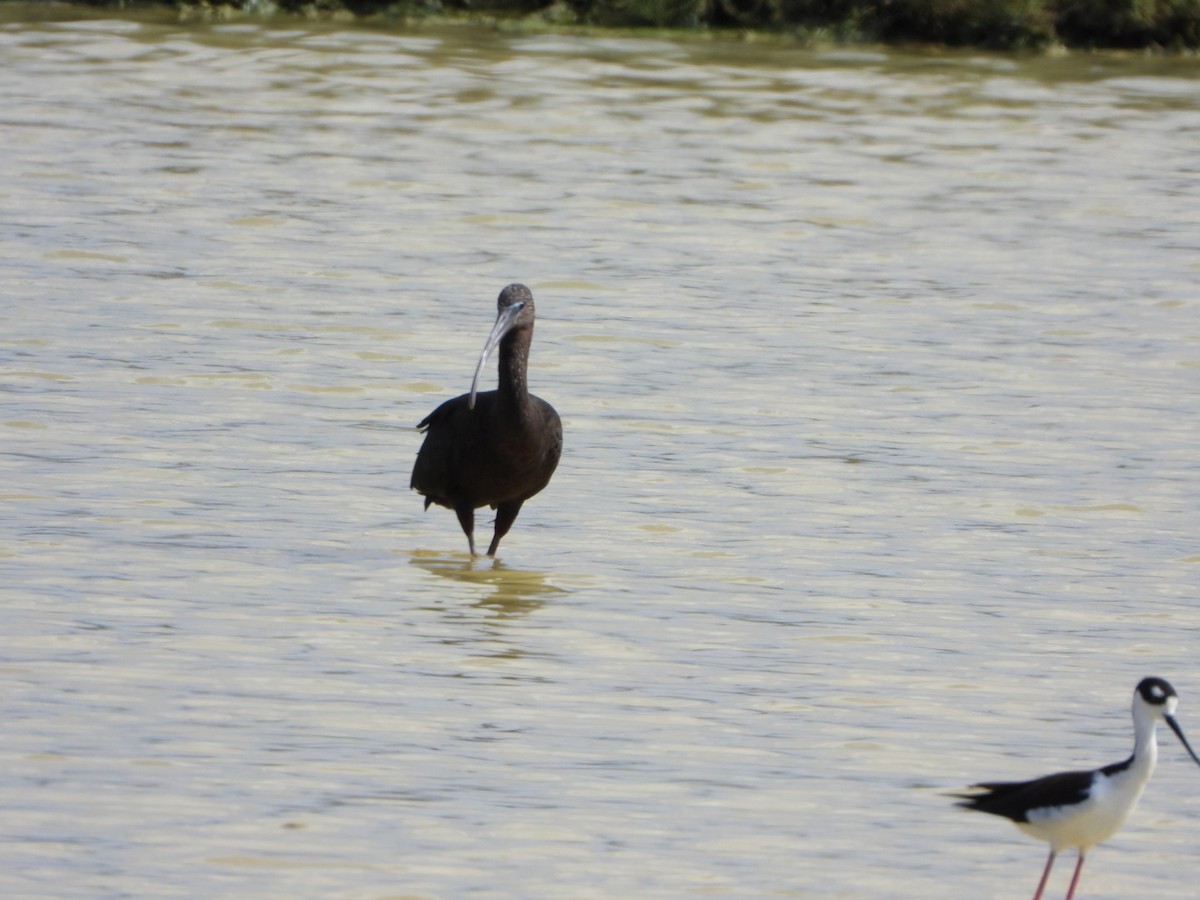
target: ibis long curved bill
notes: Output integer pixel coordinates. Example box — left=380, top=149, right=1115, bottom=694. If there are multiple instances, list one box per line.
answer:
left=469, top=299, right=527, bottom=410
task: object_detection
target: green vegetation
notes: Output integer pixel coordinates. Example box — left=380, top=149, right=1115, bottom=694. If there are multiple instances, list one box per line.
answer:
left=64, top=0, right=1200, bottom=49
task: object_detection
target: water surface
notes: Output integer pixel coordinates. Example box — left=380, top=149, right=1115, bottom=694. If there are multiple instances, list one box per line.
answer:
left=2, top=7, right=1199, bottom=897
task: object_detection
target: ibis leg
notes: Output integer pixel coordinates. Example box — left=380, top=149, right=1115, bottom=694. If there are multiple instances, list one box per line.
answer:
left=487, top=500, right=525, bottom=557
left=454, top=505, right=477, bottom=556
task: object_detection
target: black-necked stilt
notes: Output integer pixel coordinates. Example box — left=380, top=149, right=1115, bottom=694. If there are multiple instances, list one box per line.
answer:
left=955, top=676, right=1200, bottom=900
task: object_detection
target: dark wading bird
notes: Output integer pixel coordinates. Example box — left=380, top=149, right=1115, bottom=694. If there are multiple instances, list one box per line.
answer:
left=411, top=284, right=562, bottom=556
left=953, top=677, right=1200, bottom=900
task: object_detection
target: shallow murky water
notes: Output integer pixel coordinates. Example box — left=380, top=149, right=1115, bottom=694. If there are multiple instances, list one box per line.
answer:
left=2, top=6, right=1199, bottom=897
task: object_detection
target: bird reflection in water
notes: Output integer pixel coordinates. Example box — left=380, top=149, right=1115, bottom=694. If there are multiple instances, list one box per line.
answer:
left=408, top=550, right=567, bottom=619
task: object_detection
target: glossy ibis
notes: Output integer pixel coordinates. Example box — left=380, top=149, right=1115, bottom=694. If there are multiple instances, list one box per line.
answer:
left=953, top=677, right=1200, bottom=900
left=411, top=284, right=562, bottom=556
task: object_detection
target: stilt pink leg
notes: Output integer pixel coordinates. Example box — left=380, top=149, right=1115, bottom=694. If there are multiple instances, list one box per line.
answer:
left=1032, top=850, right=1056, bottom=900
left=1064, top=853, right=1085, bottom=900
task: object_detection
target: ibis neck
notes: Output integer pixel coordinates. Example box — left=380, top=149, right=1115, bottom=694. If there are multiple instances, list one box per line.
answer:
left=497, top=330, right=532, bottom=415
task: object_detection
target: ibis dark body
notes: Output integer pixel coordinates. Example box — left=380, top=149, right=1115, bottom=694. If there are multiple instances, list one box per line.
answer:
left=411, top=284, right=562, bottom=556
